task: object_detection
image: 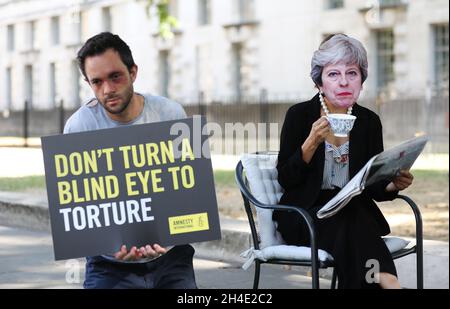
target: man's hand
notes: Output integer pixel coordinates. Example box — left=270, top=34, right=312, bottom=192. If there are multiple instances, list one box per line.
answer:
left=385, top=169, right=414, bottom=192
left=139, top=244, right=167, bottom=258
left=113, top=244, right=167, bottom=261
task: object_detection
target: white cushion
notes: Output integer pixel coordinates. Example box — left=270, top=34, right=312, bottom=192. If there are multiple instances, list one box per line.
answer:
left=240, top=245, right=333, bottom=270
left=383, top=236, right=410, bottom=253
left=240, top=238, right=408, bottom=270
left=241, top=153, right=285, bottom=248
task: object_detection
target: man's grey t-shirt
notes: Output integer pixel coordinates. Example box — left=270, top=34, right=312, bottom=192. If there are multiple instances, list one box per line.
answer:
left=64, top=93, right=186, bottom=134
left=63, top=93, right=187, bottom=264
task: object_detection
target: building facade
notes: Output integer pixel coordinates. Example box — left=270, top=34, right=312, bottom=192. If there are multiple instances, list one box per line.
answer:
left=0, top=0, right=448, bottom=110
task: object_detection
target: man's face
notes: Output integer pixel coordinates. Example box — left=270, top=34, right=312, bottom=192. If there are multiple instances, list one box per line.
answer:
left=84, top=48, right=137, bottom=115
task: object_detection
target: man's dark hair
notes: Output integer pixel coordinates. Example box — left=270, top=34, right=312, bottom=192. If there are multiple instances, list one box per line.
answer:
left=77, top=32, right=136, bottom=80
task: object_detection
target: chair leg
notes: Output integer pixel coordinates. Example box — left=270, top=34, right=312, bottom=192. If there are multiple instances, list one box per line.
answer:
left=331, top=268, right=337, bottom=289
left=253, top=260, right=260, bottom=289
left=417, top=245, right=424, bottom=289
left=311, top=261, right=320, bottom=289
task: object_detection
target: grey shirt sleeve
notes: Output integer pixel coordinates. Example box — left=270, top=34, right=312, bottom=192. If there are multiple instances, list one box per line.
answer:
left=150, top=95, right=187, bottom=121
left=63, top=111, right=83, bottom=134
left=63, top=106, right=98, bottom=134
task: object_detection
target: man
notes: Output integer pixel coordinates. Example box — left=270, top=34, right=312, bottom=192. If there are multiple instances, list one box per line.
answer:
left=64, top=32, right=197, bottom=289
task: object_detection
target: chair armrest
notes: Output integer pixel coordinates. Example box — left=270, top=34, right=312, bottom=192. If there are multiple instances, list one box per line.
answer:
left=395, top=195, right=423, bottom=242
left=249, top=201, right=316, bottom=243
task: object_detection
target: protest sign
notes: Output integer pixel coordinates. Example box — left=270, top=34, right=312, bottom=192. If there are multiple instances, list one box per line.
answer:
left=41, top=116, right=220, bottom=260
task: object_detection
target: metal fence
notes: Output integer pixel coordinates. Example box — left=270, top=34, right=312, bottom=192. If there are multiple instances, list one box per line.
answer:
left=1, top=95, right=448, bottom=153
left=361, top=95, right=449, bottom=153
left=0, top=100, right=68, bottom=147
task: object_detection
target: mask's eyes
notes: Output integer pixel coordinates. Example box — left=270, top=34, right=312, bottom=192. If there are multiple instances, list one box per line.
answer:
left=327, top=71, right=341, bottom=80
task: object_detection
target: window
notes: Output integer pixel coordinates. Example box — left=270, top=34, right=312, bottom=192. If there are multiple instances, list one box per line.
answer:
left=235, top=0, right=255, bottom=22
left=7, top=24, right=14, bottom=51
left=6, top=67, right=12, bottom=108
left=51, top=16, right=60, bottom=45
left=327, top=0, right=344, bottom=9
left=169, top=0, right=178, bottom=19
left=49, top=63, right=56, bottom=106
left=379, top=0, right=405, bottom=7
left=25, top=21, right=37, bottom=50
left=31, top=21, right=36, bottom=49
left=102, top=7, right=112, bottom=32
left=24, top=65, right=33, bottom=108
left=195, top=44, right=212, bottom=100
left=433, top=24, right=449, bottom=88
left=198, top=0, right=211, bottom=25
left=75, top=12, right=82, bottom=43
left=68, top=11, right=82, bottom=44
left=72, top=61, right=81, bottom=106
left=159, top=51, right=170, bottom=98
left=232, top=43, right=243, bottom=102
left=375, top=29, right=395, bottom=90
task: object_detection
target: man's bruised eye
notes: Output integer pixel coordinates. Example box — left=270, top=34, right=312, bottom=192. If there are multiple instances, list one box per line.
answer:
left=110, top=73, right=123, bottom=82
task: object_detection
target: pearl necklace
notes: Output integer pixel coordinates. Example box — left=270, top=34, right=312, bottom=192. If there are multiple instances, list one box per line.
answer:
left=319, top=92, right=353, bottom=115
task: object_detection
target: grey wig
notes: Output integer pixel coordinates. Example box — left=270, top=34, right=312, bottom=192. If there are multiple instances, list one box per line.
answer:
left=310, top=34, right=368, bottom=87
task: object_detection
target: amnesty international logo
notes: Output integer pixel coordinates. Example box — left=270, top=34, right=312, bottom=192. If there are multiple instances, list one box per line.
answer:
left=168, top=213, right=209, bottom=235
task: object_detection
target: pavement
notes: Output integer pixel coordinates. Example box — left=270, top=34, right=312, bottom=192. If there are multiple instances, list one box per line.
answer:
left=0, top=190, right=329, bottom=289
left=0, top=225, right=334, bottom=289
left=0, top=146, right=448, bottom=289
left=0, top=190, right=448, bottom=289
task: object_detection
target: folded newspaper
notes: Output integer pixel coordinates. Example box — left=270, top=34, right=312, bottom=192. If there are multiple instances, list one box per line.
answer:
left=316, top=135, right=428, bottom=219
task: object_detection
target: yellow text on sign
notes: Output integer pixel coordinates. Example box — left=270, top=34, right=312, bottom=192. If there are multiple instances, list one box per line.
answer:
left=168, top=213, right=209, bottom=235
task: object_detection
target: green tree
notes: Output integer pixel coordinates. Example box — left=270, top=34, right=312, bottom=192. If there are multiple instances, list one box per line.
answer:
left=142, top=0, right=179, bottom=39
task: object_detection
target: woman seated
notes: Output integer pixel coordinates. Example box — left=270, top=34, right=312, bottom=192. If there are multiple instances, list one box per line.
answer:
left=273, top=34, right=414, bottom=289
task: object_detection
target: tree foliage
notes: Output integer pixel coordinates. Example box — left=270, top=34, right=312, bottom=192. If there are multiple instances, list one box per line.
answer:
left=142, top=0, right=178, bottom=39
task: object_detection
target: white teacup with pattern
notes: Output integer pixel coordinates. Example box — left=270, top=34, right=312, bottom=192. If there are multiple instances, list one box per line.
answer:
left=326, top=114, right=357, bottom=137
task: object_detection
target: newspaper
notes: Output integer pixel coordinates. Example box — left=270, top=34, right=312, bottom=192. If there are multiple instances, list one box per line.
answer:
left=316, top=135, right=428, bottom=219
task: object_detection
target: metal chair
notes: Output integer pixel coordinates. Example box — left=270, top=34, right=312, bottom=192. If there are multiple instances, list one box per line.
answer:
left=235, top=152, right=423, bottom=289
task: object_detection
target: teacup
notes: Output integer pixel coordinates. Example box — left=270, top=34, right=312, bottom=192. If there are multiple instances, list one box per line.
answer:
left=326, top=114, right=356, bottom=137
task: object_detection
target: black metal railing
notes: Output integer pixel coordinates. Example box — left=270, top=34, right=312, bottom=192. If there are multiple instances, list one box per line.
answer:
left=1, top=94, right=448, bottom=153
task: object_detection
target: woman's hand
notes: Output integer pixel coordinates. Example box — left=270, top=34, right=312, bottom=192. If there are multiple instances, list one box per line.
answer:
left=385, top=170, right=414, bottom=192
left=301, top=116, right=331, bottom=164
left=306, top=116, right=331, bottom=147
